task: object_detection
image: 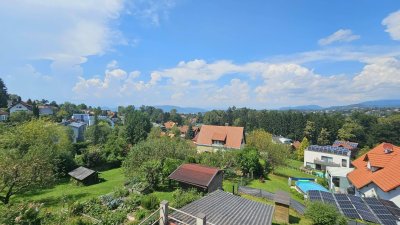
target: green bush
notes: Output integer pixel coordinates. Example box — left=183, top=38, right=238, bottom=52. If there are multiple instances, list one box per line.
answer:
left=290, top=188, right=304, bottom=200
left=305, top=201, right=340, bottom=225
left=69, top=201, right=85, bottom=216
left=113, top=187, right=130, bottom=198
left=0, top=202, right=42, bottom=225
left=171, top=189, right=202, bottom=208
left=135, top=208, right=149, bottom=221
left=141, top=194, right=160, bottom=210
left=316, top=177, right=329, bottom=189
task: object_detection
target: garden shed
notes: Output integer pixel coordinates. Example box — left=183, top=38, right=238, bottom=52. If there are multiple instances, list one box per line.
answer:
left=68, top=166, right=98, bottom=185
left=274, top=191, right=290, bottom=224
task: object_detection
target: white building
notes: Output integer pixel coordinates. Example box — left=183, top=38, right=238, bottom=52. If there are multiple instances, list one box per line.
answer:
left=347, top=143, right=400, bottom=207
left=72, top=114, right=92, bottom=125
left=304, top=145, right=351, bottom=170
left=0, top=110, right=8, bottom=121
left=9, top=102, right=32, bottom=114
left=326, top=167, right=354, bottom=194
left=38, top=105, right=54, bottom=115
left=68, top=122, right=87, bottom=143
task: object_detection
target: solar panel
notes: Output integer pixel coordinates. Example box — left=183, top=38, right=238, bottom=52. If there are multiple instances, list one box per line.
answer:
left=308, top=190, right=322, bottom=202
left=364, top=197, right=399, bottom=225
left=335, top=194, right=350, bottom=201
left=380, top=219, right=399, bottom=225
left=342, top=208, right=361, bottom=219
left=307, top=145, right=351, bottom=156
left=380, top=199, right=400, bottom=219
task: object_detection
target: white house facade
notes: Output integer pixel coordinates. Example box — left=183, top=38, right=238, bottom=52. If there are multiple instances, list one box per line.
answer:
left=304, top=145, right=351, bottom=170
left=9, top=102, right=32, bottom=114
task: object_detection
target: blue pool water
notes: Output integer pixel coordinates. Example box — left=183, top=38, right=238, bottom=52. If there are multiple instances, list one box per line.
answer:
left=296, top=180, right=329, bottom=193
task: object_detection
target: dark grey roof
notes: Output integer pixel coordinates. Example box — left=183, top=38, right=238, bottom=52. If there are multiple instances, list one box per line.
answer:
left=68, top=166, right=96, bottom=180
left=171, top=190, right=274, bottom=225
left=274, top=191, right=290, bottom=205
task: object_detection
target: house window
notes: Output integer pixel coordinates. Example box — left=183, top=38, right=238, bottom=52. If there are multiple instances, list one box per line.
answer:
left=342, top=159, right=347, bottom=167
left=212, top=140, right=224, bottom=146
left=321, top=156, right=333, bottom=163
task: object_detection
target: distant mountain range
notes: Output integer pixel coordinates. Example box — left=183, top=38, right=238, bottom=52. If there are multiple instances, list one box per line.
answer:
left=100, top=99, right=400, bottom=113
left=154, top=105, right=208, bottom=114
left=279, top=99, right=400, bottom=111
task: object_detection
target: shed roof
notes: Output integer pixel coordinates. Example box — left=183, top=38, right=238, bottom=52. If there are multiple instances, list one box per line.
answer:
left=171, top=190, right=274, bottom=225
left=274, top=191, right=290, bottom=205
left=168, top=164, right=220, bottom=189
left=68, top=166, right=96, bottom=181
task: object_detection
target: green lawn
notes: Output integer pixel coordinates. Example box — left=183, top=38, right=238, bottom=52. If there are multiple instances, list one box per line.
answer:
left=274, top=166, right=315, bottom=178
left=287, top=159, right=304, bottom=168
left=13, top=168, right=125, bottom=209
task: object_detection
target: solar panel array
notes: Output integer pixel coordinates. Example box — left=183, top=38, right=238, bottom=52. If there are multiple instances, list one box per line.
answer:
left=307, top=191, right=400, bottom=225
left=380, top=199, right=400, bottom=220
left=333, top=140, right=358, bottom=148
left=307, top=145, right=351, bottom=156
left=365, top=198, right=399, bottom=225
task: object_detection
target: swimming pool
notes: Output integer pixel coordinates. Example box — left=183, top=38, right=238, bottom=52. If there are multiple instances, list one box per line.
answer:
left=295, top=180, right=329, bottom=194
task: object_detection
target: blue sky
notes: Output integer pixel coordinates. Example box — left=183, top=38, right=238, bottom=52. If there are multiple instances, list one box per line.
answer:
left=1, top=0, right=400, bottom=109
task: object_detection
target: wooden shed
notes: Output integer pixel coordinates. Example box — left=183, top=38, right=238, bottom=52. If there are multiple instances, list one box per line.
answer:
left=68, top=166, right=98, bottom=185
left=274, top=191, right=290, bottom=224
left=168, top=164, right=223, bottom=193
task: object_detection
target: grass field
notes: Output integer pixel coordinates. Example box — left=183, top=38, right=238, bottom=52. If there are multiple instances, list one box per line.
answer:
left=13, top=168, right=125, bottom=209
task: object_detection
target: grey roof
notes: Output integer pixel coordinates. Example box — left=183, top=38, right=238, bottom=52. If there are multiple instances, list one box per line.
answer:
left=274, top=191, right=290, bottom=205
left=171, top=190, right=274, bottom=225
left=68, top=166, right=96, bottom=180
left=68, top=122, right=87, bottom=128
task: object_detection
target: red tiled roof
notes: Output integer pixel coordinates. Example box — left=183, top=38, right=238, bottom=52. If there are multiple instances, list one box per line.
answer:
left=347, top=143, right=400, bottom=192
left=195, top=125, right=244, bottom=149
left=164, top=121, right=176, bottom=129
left=292, top=141, right=301, bottom=149
left=332, top=140, right=358, bottom=150
left=168, top=164, right=221, bottom=188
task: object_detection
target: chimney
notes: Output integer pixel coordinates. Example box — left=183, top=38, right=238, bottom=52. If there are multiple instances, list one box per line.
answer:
left=383, top=143, right=393, bottom=154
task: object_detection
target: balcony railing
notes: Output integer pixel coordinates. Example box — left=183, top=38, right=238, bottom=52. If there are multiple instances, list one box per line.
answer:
left=314, top=159, right=340, bottom=167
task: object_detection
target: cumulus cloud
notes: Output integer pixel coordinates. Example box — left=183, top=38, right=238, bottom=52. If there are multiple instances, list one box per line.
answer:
left=318, top=29, right=360, bottom=46
left=382, top=10, right=400, bottom=40
left=72, top=56, right=400, bottom=108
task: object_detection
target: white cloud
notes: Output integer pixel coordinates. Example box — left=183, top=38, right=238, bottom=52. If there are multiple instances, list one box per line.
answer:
left=318, top=29, right=360, bottom=46
left=129, top=0, right=176, bottom=26
left=0, top=0, right=125, bottom=67
left=382, top=10, right=400, bottom=40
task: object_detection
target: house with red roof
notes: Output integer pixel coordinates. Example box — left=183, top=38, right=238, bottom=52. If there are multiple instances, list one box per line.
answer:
left=169, top=163, right=223, bottom=193
left=193, top=125, right=245, bottom=153
left=347, top=143, right=400, bottom=207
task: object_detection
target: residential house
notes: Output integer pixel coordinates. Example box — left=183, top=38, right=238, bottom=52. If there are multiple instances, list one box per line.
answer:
left=169, top=190, right=274, bottom=225
left=347, top=143, right=400, bottom=207
left=0, top=110, right=8, bottom=121
left=164, top=121, right=176, bottom=130
left=272, top=135, right=292, bottom=144
left=8, top=102, right=32, bottom=114
left=72, top=114, right=92, bottom=125
left=304, top=145, right=351, bottom=170
left=68, top=166, right=98, bottom=185
left=178, top=125, right=200, bottom=138
left=68, top=122, right=87, bottom=143
left=292, top=140, right=301, bottom=150
left=333, top=140, right=359, bottom=157
left=326, top=166, right=354, bottom=194
left=169, top=164, right=223, bottom=193
left=38, top=105, right=54, bottom=115
left=193, top=125, right=245, bottom=153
